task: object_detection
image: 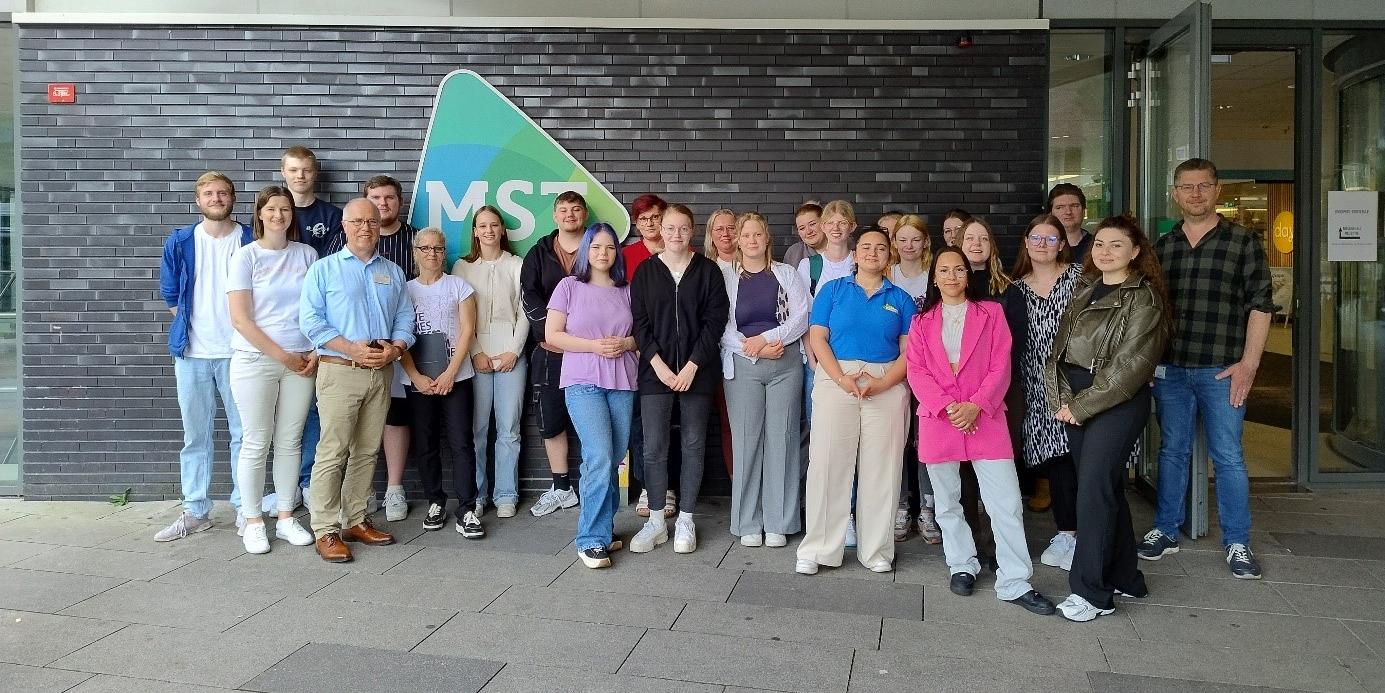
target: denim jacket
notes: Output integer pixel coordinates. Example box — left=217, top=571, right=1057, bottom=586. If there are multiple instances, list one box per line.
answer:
left=159, top=222, right=254, bottom=357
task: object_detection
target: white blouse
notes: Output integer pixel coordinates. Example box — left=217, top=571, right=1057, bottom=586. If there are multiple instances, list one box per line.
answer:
left=941, top=301, right=968, bottom=365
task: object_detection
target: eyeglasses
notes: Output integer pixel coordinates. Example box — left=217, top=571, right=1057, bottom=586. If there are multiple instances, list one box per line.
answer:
left=823, top=221, right=851, bottom=230
left=1174, top=182, right=1216, bottom=193
left=662, top=225, right=692, bottom=234
left=637, top=214, right=662, bottom=224
left=415, top=245, right=446, bottom=254
left=344, top=219, right=381, bottom=228
left=1027, top=234, right=1060, bottom=247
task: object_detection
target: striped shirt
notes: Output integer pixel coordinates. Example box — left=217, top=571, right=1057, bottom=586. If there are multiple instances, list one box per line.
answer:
left=328, top=221, right=417, bottom=279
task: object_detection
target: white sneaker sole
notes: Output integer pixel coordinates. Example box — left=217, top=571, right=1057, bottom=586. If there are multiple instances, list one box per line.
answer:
left=580, top=552, right=611, bottom=569
left=795, top=559, right=819, bottom=575
left=1059, top=604, right=1115, bottom=622
left=629, top=532, right=667, bottom=553
left=765, top=534, right=787, bottom=548
left=1138, top=545, right=1179, bottom=561
left=740, top=535, right=763, bottom=547
left=674, top=539, right=696, bottom=554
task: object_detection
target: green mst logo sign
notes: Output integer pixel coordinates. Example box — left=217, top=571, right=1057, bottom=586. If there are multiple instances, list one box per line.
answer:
left=407, top=69, right=630, bottom=263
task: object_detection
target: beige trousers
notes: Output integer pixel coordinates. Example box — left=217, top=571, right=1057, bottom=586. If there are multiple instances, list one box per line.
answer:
left=309, top=362, right=391, bottom=538
left=797, top=360, right=910, bottom=568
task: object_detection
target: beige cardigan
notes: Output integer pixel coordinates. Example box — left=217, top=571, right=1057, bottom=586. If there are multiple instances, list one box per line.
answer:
left=452, top=251, right=529, bottom=358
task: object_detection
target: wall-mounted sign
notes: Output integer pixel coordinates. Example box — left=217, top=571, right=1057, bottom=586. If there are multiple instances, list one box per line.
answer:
left=47, top=83, right=76, bottom=104
left=408, top=69, right=629, bottom=262
left=1327, top=191, right=1378, bottom=262
left=1271, top=211, right=1293, bottom=254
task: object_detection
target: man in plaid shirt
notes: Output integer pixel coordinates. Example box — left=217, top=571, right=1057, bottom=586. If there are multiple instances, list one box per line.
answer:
left=1136, top=158, right=1276, bottom=580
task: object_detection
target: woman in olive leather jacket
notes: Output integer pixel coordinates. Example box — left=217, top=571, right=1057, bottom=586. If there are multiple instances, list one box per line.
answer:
left=1044, top=214, right=1171, bottom=623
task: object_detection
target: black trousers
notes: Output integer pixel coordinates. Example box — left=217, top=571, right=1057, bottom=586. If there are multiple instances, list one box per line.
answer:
left=1047, top=452, right=1078, bottom=532
left=641, top=392, right=711, bottom=514
left=1065, top=368, right=1151, bottom=609
left=408, top=380, right=477, bottom=508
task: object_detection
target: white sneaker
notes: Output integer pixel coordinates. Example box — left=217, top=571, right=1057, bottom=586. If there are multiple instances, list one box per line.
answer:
left=384, top=489, right=408, bottom=522
left=235, top=513, right=247, bottom=537
left=1057, top=593, right=1114, bottom=622
left=795, top=559, right=819, bottom=575
left=275, top=517, right=315, bottom=546
left=496, top=503, right=517, bottom=519
left=260, top=493, right=280, bottom=515
left=845, top=514, right=857, bottom=548
left=740, top=533, right=764, bottom=547
left=1040, top=533, right=1077, bottom=571
left=242, top=521, right=270, bottom=554
left=765, top=533, right=788, bottom=548
left=630, top=519, right=668, bottom=553
left=153, top=512, right=211, bottom=542
left=865, top=559, right=892, bottom=573
left=893, top=507, right=911, bottom=542
left=530, top=486, right=579, bottom=517
left=473, top=500, right=486, bottom=518
left=674, top=516, right=697, bottom=554
left=365, top=491, right=380, bottom=515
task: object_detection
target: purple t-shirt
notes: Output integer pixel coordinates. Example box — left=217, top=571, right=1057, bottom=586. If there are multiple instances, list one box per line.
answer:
left=547, top=276, right=638, bottom=391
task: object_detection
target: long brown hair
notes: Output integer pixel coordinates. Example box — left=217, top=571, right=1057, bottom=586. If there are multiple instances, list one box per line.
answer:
left=962, top=217, right=1012, bottom=295
left=1087, top=213, right=1174, bottom=327
left=252, top=185, right=301, bottom=241
left=461, top=205, right=514, bottom=263
left=1010, top=213, right=1073, bottom=279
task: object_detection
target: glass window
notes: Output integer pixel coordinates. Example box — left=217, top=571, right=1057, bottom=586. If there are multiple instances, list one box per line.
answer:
left=1048, top=31, right=1112, bottom=223
left=0, top=23, right=15, bottom=493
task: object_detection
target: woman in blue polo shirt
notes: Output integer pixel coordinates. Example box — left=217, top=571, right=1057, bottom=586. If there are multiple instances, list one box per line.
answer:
left=796, top=228, right=916, bottom=576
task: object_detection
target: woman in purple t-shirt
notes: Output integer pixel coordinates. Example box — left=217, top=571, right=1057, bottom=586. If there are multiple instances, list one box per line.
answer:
left=545, top=223, right=639, bottom=569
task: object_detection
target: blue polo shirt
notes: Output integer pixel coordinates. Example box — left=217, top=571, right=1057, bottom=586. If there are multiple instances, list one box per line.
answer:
left=810, top=275, right=915, bottom=363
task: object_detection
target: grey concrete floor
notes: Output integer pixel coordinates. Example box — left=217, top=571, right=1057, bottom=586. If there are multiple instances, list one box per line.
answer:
left=2, top=488, right=1385, bottom=692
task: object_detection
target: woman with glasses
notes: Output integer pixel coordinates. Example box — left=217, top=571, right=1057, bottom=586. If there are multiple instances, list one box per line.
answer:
left=623, top=194, right=666, bottom=279
left=629, top=204, right=730, bottom=555
left=400, top=228, right=481, bottom=538
left=453, top=205, right=527, bottom=521
left=1012, top=213, right=1083, bottom=572
left=545, top=223, right=640, bottom=568
left=705, top=208, right=738, bottom=269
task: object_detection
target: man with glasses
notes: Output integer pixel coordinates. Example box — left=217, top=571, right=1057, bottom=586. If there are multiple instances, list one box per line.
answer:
left=520, top=190, right=589, bottom=516
left=1047, top=183, right=1091, bottom=263
left=154, top=171, right=253, bottom=542
left=299, top=198, right=415, bottom=562
left=330, top=175, right=418, bottom=521
left=1138, top=158, right=1275, bottom=579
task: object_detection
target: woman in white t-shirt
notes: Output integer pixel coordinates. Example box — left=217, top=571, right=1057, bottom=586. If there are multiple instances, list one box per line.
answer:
left=401, top=228, right=480, bottom=538
left=227, top=185, right=320, bottom=554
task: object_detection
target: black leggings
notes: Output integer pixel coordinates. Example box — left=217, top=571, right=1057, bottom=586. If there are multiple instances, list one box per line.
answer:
left=407, top=380, right=476, bottom=508
left=641, top=392, right=711, bottom=514
left=1065, top=369, right=1151, bottom=609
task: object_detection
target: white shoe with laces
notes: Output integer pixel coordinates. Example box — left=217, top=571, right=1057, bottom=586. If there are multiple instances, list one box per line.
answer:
left=795, top=559, right=819, bottom=575
left=630, top=519, right=668, bottom=553
left=674, top=516, right=697, bottom=554
left=1057, top=593, right=1114, bottom=622
left=275, top=517, right=315, bottom=546
left=765, top=533, right=788, bottom=548
left=530, top=486, right=579, bottom=517
left=242, top=521, right=270, bottom=554
left=384, top=488, right=408, bottom=522
left=1041, top=532, right=1077, bottom=571
left=740, top=533, right=763, bottom=547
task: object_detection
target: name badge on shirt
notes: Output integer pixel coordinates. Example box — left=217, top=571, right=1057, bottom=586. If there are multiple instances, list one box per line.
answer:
left=883, top=303, right=899, bottom=314
left=373, top=273, right=391, bottom=285
left=1153, top=365, right=1167, bottom=380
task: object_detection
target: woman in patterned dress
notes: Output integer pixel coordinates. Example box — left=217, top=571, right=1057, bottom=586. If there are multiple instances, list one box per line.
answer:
left=1011, top=213, right=1083, bottom=572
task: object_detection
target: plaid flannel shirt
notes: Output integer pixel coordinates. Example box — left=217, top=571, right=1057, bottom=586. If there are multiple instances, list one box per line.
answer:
left=1156, top=215, right=1278, bottom=367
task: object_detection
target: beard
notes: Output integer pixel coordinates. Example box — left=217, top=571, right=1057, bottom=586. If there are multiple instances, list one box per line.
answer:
left=201, top=205, right=232, bottom=222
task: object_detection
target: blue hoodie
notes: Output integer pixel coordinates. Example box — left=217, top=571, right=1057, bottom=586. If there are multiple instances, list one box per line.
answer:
left=159, top=221, right=254, bottom=357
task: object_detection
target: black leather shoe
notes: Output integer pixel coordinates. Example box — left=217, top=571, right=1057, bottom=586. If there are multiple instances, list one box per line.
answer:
left=1006, top=590, right=1056, bottom=615
left=949, top=572, right=976, bottom=596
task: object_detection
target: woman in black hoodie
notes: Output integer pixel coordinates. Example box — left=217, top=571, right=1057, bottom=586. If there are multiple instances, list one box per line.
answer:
left=628, top=203, right=731, bottom=555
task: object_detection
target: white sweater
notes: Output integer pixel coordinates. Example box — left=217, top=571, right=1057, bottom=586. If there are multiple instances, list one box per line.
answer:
left=452, top=252, right=529, bottom=358
left=718, top=261, right=811, bottom=378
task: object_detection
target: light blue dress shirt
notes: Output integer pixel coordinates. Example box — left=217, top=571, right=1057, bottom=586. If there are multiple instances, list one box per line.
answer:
left=300, top=248, right=416, bottom=359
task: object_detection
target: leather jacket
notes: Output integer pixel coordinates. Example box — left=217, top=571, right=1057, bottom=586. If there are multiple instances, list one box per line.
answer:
left=1044, top=271, right=1170, bottom=424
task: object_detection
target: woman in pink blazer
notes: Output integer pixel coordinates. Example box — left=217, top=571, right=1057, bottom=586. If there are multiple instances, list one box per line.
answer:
left=906, top=247, right=1055, bottom=616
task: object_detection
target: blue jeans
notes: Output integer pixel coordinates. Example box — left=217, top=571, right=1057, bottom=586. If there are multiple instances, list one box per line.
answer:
left=565, top=385, right=635, bottom=552
left=174, top=356, right=243, bottom=518
left=473, top=359, right=528, bottom=506
left=1152, top=364, right=1252, bottom=547
left=298, top=399, right=319, bottom=489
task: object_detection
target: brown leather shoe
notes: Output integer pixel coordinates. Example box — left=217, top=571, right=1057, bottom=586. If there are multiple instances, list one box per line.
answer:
left=342, top=519, right=395, bottom=546
left=315, top=532, right=353, bottom=563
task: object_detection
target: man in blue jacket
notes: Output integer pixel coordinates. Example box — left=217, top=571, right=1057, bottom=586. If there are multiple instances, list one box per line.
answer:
left=155, top=171, right=254, bottom=542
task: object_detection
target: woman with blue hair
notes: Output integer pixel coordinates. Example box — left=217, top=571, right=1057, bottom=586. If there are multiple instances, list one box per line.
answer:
left=544, top=222, right=640, bottom=568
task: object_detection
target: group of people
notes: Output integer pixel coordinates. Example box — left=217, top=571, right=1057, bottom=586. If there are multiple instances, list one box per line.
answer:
left=158, top=146, right=1275, bottom=623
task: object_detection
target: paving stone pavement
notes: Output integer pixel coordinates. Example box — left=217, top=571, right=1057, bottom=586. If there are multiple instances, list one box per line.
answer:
left=1, top=490, right=1384, bottom=692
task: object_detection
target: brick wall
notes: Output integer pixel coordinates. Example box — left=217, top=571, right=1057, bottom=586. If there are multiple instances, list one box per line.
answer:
left=17, top=24, right=1046, bottom=500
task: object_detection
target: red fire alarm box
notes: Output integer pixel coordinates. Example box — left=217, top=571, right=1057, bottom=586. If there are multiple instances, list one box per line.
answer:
left=48, top=83, right=76, bottom=104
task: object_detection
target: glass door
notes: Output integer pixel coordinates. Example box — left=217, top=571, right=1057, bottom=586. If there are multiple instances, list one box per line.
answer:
left=1134, top=0, right=1212, bottom=537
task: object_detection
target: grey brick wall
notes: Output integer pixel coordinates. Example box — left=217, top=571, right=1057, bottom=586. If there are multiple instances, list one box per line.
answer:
left=17, top=24, right=1046, bottom=500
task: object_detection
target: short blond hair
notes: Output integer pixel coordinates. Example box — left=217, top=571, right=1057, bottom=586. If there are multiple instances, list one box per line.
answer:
left=194, top=171, right=235, bottom=195
left=281, top=145, right=319, bottom=171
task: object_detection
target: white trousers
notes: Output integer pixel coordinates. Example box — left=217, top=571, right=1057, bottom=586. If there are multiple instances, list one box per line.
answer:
left=926, top=459, right=1035, bottom=600
left=230, top=351, right=315, bottom=517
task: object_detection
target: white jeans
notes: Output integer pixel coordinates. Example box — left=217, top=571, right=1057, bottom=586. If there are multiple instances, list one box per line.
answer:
left=230, top=351, right=315, bottom=517
left=926, top=459, right=1035, bottom=600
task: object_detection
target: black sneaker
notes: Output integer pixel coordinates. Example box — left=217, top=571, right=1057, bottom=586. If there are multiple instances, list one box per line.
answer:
left=1136, top=529, right=1180, bottom=561
left=1226, top=543, right=1262, bottom=580
left=456, top=510, right=485, bottom=539
left=949, top=572, right=976, bottom=596
left=579, top=546, right=611, bottom=569
left=1005, top=590, right=1057, bottom=616
left=422, top=503, right=446, bottom=531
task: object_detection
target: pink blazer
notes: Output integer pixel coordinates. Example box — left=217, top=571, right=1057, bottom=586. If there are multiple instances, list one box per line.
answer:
left=906, top=300, right=1014, bottom=464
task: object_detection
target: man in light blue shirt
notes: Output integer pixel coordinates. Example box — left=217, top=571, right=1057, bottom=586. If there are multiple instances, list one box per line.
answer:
left=299, top=198, right=415, bottom=562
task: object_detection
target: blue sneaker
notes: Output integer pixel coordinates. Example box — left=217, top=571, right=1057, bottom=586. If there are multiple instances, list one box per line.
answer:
left=1226, top=543, right=1262, bottom=580
left=1137, top=528, right=1179, bottom=561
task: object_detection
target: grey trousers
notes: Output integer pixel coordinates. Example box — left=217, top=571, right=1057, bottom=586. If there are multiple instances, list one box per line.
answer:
left=641, top=392, right=712, bottom=514
left=725, top=353, right=804, bottom=536
left=926, top=459, right=1036, bottom=601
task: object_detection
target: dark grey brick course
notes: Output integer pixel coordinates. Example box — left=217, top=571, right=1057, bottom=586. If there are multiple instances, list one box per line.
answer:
left=18, top=24, right=1045, bottom=500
